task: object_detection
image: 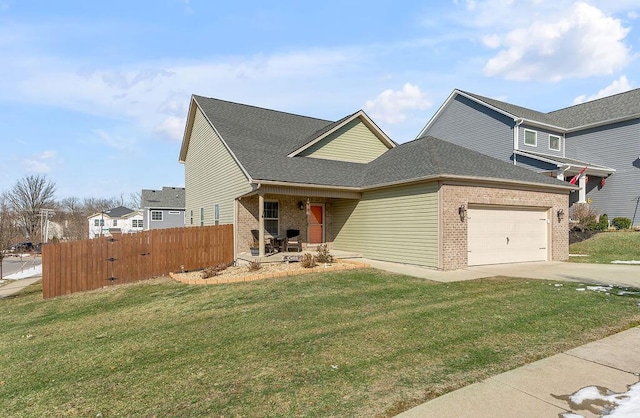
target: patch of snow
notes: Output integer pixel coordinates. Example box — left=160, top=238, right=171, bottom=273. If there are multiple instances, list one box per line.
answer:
left=586, top=285, right=612, bottom=293
left=569, top=254, right=589, bottom=257
left=611, top=260, right=640, bottom=264
left=5, top=265, right=42, bottom=280
left=561, top=382, right=640, bottom=417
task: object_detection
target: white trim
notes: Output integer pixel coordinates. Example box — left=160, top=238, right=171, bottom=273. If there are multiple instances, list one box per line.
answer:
left=307, top=203, right=325, bottom=245
left=548, top=134, right=561, bottom=151
left=150, top=210, right=163, bottom=221
left=287, top=110, right=395, bottom=157
left=523, top=129, right=537, bottom=147
left=263, top=200, right=279, bottom=236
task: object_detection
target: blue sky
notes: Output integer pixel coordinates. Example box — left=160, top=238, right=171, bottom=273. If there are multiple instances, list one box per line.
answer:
left=1, top=0, right=638, bottom=201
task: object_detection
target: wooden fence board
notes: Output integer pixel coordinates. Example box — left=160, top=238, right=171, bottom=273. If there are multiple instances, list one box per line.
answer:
left=42, top=225, right=233, bottom=298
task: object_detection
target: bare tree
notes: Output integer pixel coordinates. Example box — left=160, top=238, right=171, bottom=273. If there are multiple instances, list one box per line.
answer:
left=56, top=197, right=87, bottom=241
left=128, top=191, right=142, bottom=210
left=7, top=174, right=57, bottom=242
left=0, top=192, right=19, bottom=278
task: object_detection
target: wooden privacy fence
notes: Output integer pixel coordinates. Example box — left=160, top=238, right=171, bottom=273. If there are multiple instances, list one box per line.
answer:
left=42, top=225, right=234, bottom=298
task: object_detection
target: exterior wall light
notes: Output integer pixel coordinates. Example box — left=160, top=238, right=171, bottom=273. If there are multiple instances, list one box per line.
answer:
left=557, top=208, right=565, bottom=221
left=458, top=204, right=467, bottom=221
left=298, top=201, right=304, bottom=210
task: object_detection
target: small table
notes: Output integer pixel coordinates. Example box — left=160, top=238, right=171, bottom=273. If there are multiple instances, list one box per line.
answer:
left=271, top=237, right=285, bottom=253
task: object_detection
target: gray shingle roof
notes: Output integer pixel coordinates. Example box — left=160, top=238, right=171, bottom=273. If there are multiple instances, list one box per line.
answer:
left=461, top=88, right=640, bottom=130
left=364, top=136, right=570, bottom=189
left=142, top=187, right=186, bottom=208
left=104, top=206, right=134, bottom=218
left=515, top=150, right=615, bottom=172
left=193, top=95, right=573, bottom=191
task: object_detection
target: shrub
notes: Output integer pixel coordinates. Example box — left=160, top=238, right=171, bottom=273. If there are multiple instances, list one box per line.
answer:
left=596, top=214, right=609, bottom=231
left=200, top=263, right=231, bottom=279
left=300, top=253, right=316, bottom=268
left=247, top=260, right=261, bottom=271
left=315, top=244, right=333, bottom=264
left=612, top=217, right=632, bottom=230
left=570, top=203, right=598, bottom=231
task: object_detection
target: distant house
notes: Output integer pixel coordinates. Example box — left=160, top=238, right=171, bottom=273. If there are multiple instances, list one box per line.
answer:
left=178, top=94, right=575, bottom=270
left=87, top=206, right=143, bottom=239
left=419, top=88, right=640, bottom=225
left=141, top=187, right=186, bottom=230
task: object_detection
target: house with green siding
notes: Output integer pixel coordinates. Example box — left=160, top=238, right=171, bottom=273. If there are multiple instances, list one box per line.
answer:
left=179, top=95, right=577, bottom=270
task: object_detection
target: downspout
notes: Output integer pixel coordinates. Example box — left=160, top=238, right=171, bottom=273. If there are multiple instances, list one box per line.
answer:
left=513, top=118, right=523, bottom=165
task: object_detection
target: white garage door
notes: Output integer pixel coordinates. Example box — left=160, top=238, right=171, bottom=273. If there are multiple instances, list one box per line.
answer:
left=467, top=207, right=549, bottom=266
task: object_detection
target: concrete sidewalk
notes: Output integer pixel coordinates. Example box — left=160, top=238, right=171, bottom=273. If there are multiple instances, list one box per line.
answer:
left=396, top=326, right=640, bottom=417
left=0, top=276, right=42, bottom=298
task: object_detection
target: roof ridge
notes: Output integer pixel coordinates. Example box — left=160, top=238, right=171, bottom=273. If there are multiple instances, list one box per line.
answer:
left=193, top=95, right=333, bottom=124
left=547, top=87, right=640, bottom=115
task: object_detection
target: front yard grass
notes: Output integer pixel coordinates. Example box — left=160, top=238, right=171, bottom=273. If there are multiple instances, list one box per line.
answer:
left=569, top=231, right=640, bottom=264
left=2, top=270, right=640, bottom=417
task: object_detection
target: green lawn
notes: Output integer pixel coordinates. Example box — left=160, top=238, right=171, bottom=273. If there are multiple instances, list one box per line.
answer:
left=2, top=270, right=640, bottom=417
left=569, top=231, right=640, bottom=264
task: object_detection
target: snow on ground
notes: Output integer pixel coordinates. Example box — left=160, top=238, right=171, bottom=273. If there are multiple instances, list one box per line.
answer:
left=611, top=260, right=640, bottom=264
left=561, top=382, right=640, bottom=417
left=5, top=264, right=42, bottom=280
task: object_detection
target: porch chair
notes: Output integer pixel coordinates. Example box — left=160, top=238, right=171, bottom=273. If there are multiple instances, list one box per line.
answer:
left=285, top=229, right=302, bottom=252
left=251, top=229, right=273, bottom=254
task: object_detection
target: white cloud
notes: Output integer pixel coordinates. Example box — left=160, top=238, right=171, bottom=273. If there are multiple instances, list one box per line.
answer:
left=572, top=75, right=634, bottom=104
left=155, top=116, right=186, bottom=141
left=22, top=150, right=57, bottom=173
left=364, top=83, right=431, bottom=124
left=92, top=130, right=138, bottom=153
left=483, top=2, right=631, bottom=81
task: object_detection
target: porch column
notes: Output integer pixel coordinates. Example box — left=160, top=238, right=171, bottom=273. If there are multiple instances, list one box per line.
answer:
left=578, top=175, right=587, bottom=203
left=258, top=193, right=265, bottom=257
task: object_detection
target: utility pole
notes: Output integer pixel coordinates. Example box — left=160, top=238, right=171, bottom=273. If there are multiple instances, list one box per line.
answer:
left=39, top=209, right=55, bottom=244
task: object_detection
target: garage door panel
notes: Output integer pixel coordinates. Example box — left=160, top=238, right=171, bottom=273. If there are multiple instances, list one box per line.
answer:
left=468, top=207, right=548, bottom=266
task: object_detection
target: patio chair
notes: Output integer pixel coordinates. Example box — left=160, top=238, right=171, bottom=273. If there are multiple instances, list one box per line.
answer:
left=251, top=229, right=273, bottom=254
left=285, top=229, right=302, bottom=252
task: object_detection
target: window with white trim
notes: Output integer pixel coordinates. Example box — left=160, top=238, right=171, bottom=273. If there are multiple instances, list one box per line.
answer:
left=524, top=129, right=537, bottom=146
left=113, top=219, right=118, bottom=227
left=214, top=204, right=219, bottom=226
left=94, top=219, right=104, bottom=226
left=151, top=210, right=163, bottom=221
left=263, top=201, right=279, bottom=236
left=549, top=134, right=561, bottom=151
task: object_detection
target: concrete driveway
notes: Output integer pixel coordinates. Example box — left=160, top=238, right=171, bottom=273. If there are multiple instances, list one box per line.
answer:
left=467, top=261, right=640, bottom=288
left=360, top=258, right=640, bottom=288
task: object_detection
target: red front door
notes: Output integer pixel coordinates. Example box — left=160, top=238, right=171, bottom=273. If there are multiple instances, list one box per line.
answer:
left=308, top=204, right=324, bottom=244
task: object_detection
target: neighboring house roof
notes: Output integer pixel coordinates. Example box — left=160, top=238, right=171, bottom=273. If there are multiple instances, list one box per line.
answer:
left=142, top=187, right=186, bottom=209
left=87, top=206, right=135, bottom=219
left=180, top=95, right=575, bottom=192
left=428, top=88, right=640, bottom=134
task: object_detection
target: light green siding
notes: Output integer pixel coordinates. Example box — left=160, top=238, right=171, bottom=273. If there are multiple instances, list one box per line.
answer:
left=332, top=183, right=439, bottom=267
left=184, top=107, right=252, bottom=226
left=299, top=118, right=390, bottom=163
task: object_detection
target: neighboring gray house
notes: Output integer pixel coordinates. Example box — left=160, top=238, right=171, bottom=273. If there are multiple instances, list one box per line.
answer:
left=141, top=187, right=186, bottom=230
left=420, top=88, right=640, bottom=224
left=179, top=94, right=575, bottom=270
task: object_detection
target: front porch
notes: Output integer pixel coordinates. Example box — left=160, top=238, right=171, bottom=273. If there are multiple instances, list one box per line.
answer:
left=235, top=186, right=361, bottom=258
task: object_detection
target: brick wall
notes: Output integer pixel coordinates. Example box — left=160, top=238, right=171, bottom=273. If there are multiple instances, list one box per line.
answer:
left=236, top=194, right=334, bottom=254
left=440, top=183, right=570, bottom=270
